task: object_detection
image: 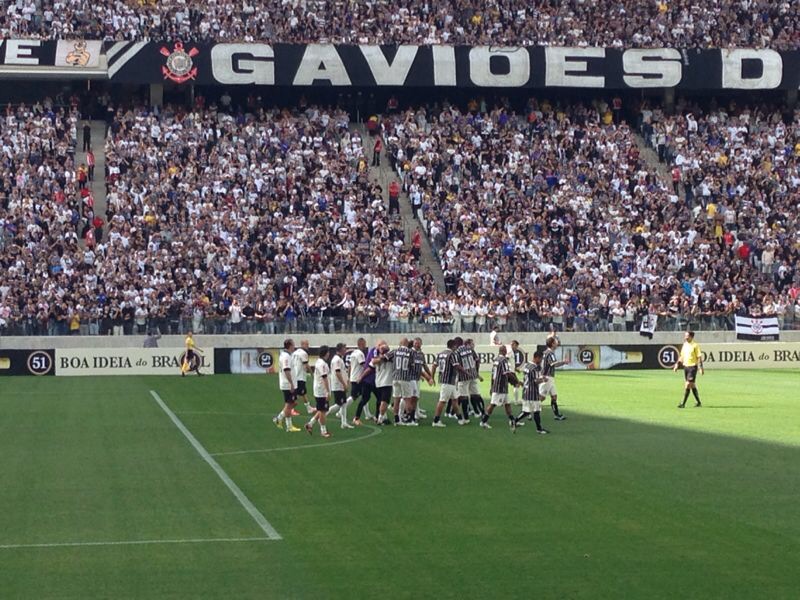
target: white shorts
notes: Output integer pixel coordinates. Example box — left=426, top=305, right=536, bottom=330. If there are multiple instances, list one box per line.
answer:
left=456, top=381, right=470, bottom=397
left=539, top=379, right=557, bottom=397
left=439, top=384, right=458, bottom=403
left=522, top=399, right=542, bottom=413
left=411, top=381, right=420, bottom=398
left=490, top=393, right=508, bottom=406
left=393, top=380, right=415, bottom=399
left=469, top=379, right=480, bottom=396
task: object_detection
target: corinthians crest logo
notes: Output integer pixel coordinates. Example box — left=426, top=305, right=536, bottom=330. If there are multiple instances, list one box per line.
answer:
left=159, top=41, right=199, bottom=83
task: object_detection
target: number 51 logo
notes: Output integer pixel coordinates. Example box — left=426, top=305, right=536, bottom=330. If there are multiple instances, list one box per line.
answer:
left=657, top=346, right=680, bottom=369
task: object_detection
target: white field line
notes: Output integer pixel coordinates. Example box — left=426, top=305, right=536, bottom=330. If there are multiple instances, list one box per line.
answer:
left=174, top=410, right=274, bottom=417
left=0, top=537, right=270, bottom=550
left=211, top=425, right=383, bottom=457
left=150, top=390, right=282, bottom=541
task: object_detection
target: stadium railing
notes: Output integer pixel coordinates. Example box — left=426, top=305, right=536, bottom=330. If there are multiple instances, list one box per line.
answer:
left=1, top=312, right=798, bottom=337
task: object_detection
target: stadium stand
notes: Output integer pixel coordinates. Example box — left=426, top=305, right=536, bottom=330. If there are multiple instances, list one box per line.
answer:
left=0, top=0, right=797, bottom=48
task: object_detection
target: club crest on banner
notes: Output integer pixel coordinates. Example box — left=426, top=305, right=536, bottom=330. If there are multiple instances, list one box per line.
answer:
left=160, top=42, right=199, bottom=83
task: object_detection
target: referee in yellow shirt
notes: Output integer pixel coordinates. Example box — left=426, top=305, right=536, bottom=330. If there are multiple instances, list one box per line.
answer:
left=673, top=330, right=703, bottom=408
left=181, top=331, right=205, bottom=377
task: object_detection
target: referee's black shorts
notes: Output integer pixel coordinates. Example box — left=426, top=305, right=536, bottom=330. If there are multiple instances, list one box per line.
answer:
left=684, top=366, right=698, bottom=383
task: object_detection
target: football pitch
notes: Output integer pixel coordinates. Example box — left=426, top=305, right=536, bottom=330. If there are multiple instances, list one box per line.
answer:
left=1, top=370, right=799, bottom=599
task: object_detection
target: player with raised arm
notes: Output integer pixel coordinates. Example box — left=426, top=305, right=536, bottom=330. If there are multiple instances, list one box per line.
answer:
left=327, top=343, right=354, bottom=428
left=354, top=340, right=381, bottom=425
left=370, top=340, right=395, bottom=426
left=516, top=351, right=549, bottom=434
left=292, top=340, right=314, bottom=415
left=542, top=336, right=568, bottom=421
left=430, top=339, right=462, bottom=427
left=180, top=331, right=204, bottom=377
left=305, top=345, right=333, bottom=438
left=274, top=338, right=302, bottom=432
left=674, top=330, right=704, bottom=408
left=385, top=338, right=412, bottom=425
left=480, top=345, right=517, bottom=432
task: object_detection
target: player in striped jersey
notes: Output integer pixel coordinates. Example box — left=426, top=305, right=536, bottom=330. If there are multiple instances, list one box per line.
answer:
left=384, top=339, right=415, bottom=425
left=515, top=351, right=549, bottom=434
left=327, top=343, right=355, bottom=429
left=465, top=339, right=487, bottom=419
left=542, top=336, right=568, bottom=421
left=430, top=339, right=464, bottom=427
left=480, top=345, right=518, bottom=431
left=409, top=338, right=433, bottom=421
left=453, top=337, right=477, bottom=424
left=510, top=340, right=525, bottom=404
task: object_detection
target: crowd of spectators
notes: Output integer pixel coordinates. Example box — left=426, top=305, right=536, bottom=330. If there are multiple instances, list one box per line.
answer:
left=0, top=100, right=106, bottom=336
left=1, top=100, right=436, bottom=336
left=1, top=0, right=797, bottom=49
left=383, top=96, right=800, bottom=332
left=2, top=93, right=799, bottom=337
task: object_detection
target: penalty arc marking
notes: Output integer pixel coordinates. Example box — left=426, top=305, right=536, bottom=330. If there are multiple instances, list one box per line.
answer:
left=210, top=425, right=383, bottom=457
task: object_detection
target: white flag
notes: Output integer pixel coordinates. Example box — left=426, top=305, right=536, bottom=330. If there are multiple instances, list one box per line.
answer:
left=735, top=315, right=780, bottom=341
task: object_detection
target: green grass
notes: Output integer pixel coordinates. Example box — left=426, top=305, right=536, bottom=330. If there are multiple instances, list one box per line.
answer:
left=1, top=370, right=800, bottom=599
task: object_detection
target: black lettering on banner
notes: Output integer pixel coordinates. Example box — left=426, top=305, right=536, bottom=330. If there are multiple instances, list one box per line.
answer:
left=96, top=42, right=800, bottom=90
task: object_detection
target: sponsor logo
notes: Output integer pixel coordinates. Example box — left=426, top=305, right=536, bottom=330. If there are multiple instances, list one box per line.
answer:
left=257, top=351, right=274, bottom=369
left=657, top=346, right=680, bottom=369
left=27, top=351, right=53, bottom=375
left=160, top=41, right=199, bottom=83
left=579, top=349, right=595, bottom=365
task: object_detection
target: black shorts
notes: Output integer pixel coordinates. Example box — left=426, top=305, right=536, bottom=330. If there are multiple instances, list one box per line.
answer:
left=315, top=397, right=329, bottom=412
left=296, top=381, right=307, bottom=396
left=684, top=366, right=698, bottom=382
left=184, top=350, right=196, bottom=364
left=376, top=385, right=392, bottom=404
left=333, top=390, right=346, bottom=405
left=282, top=390, right=296, bottom=404
left=350, top=382, right=363, bottom=399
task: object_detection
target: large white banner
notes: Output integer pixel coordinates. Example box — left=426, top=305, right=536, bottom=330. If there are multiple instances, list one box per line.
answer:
left=734, top=315, right=780, bottom=341
left=56, top=347, right=214, bottom=376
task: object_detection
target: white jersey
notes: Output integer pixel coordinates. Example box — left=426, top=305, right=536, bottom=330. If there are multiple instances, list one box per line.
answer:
left=278, top=350, right=295, bottom=390
left=292, top=348, right=309, bottom=382
left=349, top=348, right=366, bottom=382
left=313, top=359, right=330, bottom=398
left=331, top=354, right=346, bottom=392
left=374, top=354, right=394, bottom=388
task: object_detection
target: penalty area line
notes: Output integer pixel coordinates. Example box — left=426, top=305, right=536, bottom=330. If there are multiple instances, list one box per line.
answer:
left=0, top=537, right=271, bottom=550
left=150, top=390, right=282, bottom=541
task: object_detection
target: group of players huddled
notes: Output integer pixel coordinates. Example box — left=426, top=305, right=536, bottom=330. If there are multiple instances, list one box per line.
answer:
left=273, top=335, right=569, bottom=438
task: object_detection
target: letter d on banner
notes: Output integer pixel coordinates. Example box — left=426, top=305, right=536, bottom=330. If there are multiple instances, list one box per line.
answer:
left=721, top=49, right=782, bottom=89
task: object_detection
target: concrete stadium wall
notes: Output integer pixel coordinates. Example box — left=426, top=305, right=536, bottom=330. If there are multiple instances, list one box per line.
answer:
left=3, top=330, right=800, bottom=350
